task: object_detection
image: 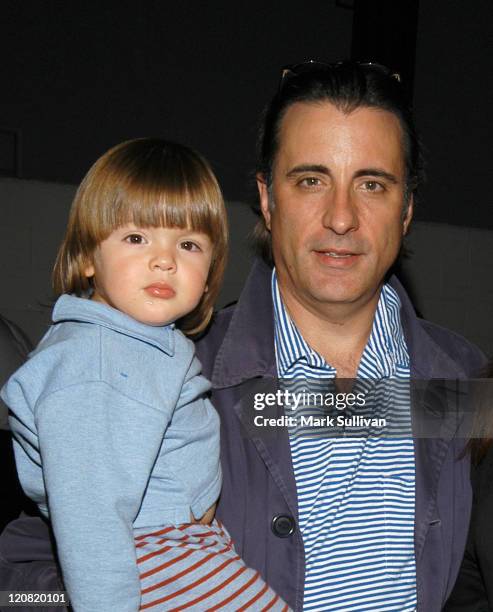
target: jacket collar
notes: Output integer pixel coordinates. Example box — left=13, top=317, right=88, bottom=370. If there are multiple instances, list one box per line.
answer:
left=211, top=259, right=276, bottom=388
left=53, top=294, right=175, bottom=356
left=388, top=276, right=470, bottom=380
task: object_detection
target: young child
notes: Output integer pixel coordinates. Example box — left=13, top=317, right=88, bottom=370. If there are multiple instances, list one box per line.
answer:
left=1, top=139, right=289, bottom=611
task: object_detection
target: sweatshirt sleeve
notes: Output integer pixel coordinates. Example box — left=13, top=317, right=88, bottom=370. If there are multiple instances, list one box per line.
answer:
left=35, top=381, right=169, bottom=612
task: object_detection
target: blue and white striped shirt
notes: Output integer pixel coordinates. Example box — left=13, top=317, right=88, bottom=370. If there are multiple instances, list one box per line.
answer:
left=272, top=270, right=417, bottom=611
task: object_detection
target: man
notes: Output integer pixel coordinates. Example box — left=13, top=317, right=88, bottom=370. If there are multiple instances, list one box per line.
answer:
left=195, top=61, right=485, bottom=611
left=0, top=62, right=485, bottom=611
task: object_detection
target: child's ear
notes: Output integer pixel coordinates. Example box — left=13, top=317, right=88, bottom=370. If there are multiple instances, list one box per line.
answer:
left=83, top=263, right=95, bottom=278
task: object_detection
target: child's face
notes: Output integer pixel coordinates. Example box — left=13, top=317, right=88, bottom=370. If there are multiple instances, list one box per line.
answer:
left=84, top=224, right=213, bottom=326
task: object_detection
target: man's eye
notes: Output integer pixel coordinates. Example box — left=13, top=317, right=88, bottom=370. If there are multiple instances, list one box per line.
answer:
left=180, top=241, right=201, bottom=251
left=299, top=177, right=321, bottom=187
left=124, top=234, right=145, bottom=244
left=363, top=181, right=384, bottom=192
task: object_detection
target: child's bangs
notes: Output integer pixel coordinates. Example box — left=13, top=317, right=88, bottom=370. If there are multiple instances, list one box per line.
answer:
left=100, top=177, right=222, bottom=239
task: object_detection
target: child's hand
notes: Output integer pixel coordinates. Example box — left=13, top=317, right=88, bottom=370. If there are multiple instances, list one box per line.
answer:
left=192, top=503, right=216, bottom=525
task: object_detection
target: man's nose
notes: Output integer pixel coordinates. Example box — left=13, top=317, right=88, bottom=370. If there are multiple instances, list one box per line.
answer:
left=321, top=188, right=359, bottom=235
left=150, top=249, right=176, bottom=272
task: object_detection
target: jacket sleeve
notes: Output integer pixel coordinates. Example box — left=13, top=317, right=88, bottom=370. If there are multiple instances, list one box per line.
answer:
left=35, top=381, right=169, bottom=612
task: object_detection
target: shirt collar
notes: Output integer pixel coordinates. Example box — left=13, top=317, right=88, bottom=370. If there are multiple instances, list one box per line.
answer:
left=272, top=270, right=334, bottom=376
left=272, top=269, right=408, bottom=378
left=364, top=283, right=409, bottom=375
left=52, top=294, right=175, bottom=356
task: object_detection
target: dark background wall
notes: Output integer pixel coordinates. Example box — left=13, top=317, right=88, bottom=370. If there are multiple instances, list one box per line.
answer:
left=413, top=0, right=493, bottom=227
left=2, top=1, right=491, bottom=224
left=1, top=1, right=353, bottom=200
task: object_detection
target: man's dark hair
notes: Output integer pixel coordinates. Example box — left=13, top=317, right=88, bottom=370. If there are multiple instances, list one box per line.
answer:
left=253, top=60, right=424, bottom=262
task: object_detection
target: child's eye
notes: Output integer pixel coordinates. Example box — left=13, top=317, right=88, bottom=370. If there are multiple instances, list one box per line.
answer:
left=180, top=241, right=201, bottom=252
left=124, top=234, right=146, bottom=244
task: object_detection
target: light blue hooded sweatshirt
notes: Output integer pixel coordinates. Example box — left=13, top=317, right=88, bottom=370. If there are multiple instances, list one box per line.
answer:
left=1, top=295, right=221, bottom=612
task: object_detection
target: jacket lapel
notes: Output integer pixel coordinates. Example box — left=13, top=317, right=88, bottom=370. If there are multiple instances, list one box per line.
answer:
left=211, top=259, right=277, bottom=388
left=392, top=276, right=471, bottom=562
left=232, top=376, right=300, bottom=518
left=211, top=259, right=299, bottom=518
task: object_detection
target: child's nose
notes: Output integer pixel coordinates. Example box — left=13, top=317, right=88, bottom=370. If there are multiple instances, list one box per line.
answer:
left=150, top=251, right=176, bottom=272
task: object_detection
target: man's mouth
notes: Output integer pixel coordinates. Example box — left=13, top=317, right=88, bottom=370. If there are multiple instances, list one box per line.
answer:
left=324, top=251, right=353, bottom=258
left=314, top=249, right=361, bottom=266
left=316, top=248, right=359, bottom=257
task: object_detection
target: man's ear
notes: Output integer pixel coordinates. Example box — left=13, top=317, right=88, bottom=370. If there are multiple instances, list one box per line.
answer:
left=256, top=173, right=271, bottom=231
left=402, top=195, right=414, bottom=236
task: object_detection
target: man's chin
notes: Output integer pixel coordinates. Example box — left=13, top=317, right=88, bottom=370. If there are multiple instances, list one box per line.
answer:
left=302, top=281, right=363, bottom=307
left=307, top=272, right=383, bottom=305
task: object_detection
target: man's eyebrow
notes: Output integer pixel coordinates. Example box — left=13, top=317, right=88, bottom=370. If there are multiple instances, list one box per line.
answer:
left=285, top=164, right=331, bottom=178
left=353, top=168, right=399, bottom=183
left=285, top=165, right=400, bottom=184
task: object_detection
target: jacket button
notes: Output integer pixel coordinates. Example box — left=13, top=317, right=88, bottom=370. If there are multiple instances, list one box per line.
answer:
left=271, top=514, right=296, bottom=538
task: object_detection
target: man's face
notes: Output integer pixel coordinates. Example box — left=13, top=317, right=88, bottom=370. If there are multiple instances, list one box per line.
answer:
left=258, top=101, right=413, bottom=316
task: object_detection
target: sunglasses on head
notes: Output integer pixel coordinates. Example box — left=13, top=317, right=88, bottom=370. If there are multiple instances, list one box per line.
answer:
left=279, top=60, right=401, bottom=91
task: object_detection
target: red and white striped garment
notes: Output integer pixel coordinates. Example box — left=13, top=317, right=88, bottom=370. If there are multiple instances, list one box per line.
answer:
left=135, top=519, right=291, bottom=611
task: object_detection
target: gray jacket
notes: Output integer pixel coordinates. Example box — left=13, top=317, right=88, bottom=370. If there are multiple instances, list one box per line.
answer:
left=195, top=259, right=486, bottom=612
